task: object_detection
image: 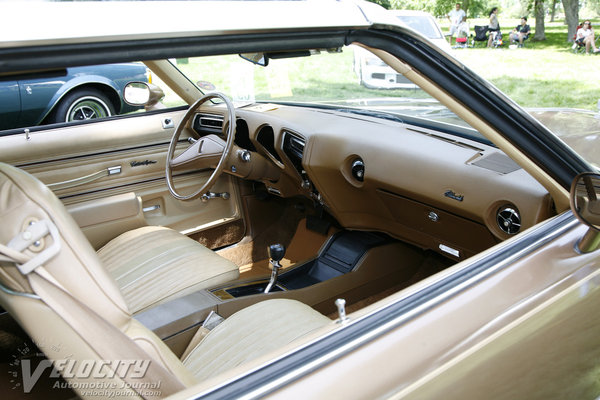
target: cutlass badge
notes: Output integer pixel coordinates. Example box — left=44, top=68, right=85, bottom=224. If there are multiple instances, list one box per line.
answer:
left=130, top=160, right=158, bottom=167
left=444, top=190, right=464, bottom=202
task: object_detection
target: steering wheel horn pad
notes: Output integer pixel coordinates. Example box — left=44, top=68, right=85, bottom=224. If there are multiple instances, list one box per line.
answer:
left=170, top=134, right=226, bottom=170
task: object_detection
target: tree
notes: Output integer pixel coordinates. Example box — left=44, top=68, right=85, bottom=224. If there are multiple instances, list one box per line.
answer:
left=524, top=0, right=547, bottom=41
left=366, top=0, right=392, bottom=9
left=549, top=0, right=558, bottom=22
left=432, top=0, right=458, bottom=17
left=533, top=0, right=546, bottom=40
left=562, top=0, right=579, bottom=43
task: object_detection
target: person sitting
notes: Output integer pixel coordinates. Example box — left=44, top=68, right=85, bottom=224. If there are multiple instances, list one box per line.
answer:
left=509, top=17, right=531, bottom=47
left=447, top=3, right=466, bottom=45
left=454, top=16, right=470, bottom=48
left=575, top=21, right=600, bottom=54
left=487, top=7, right=500, bottom=48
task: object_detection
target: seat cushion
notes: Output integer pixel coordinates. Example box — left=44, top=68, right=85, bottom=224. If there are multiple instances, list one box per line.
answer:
left=98, top=226, right=239, bottom=313
left=182, top=299, right=331, bottom=381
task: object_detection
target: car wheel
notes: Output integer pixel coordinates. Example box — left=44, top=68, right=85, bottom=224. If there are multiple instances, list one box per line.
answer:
left=51, top=88, right=115, bottom=123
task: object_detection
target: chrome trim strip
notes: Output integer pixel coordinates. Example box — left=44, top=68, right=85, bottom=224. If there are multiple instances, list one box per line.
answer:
left=0, top=280, right=41, bottom=300
left=193, top=211, right=580, bottom=400
left=142, top=205, right=160, bottom=213
left=47, top=165, right=121, bottom=191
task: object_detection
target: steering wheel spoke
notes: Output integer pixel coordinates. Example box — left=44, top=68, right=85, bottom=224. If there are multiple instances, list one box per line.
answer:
left=166, top=93, right=236, bottom=201
left=171, top=134, right=226, bottom=170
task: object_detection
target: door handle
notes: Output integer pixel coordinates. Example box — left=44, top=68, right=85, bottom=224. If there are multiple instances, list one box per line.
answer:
left=48, top=165, right=122, bottom=191
left=201, top=191, right=230, bottom=202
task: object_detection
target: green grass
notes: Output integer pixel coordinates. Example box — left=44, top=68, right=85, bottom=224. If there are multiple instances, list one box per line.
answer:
left=443, top=19, right=600, bottom=110
left=156, top=19, right=600, bottom=112
left=161, top=52, right=431, bottom=108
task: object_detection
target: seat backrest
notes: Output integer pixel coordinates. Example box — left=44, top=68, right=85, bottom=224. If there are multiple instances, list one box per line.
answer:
left=0, top=163, right=130, bottom=322
left=0, top=162, right=196, bottom=397
left=473, top=25, right=489, bottom=40
left=573, top=24, right=582, bottom=41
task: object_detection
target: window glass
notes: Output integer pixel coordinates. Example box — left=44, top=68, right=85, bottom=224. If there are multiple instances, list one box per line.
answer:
left=0, top=62, right=184, bottom=134
left=396, top=16, right=443, bottom=39
left=169, top=48, right=485, bottom=144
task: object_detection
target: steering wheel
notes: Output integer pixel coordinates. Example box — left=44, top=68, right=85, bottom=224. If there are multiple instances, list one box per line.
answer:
left=166, top=92, right=236, bottom=201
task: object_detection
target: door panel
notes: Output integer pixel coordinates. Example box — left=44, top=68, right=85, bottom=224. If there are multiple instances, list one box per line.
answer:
left=0, top=109, right=243, bottom=248
left=67, top=192, right=147, bottom=249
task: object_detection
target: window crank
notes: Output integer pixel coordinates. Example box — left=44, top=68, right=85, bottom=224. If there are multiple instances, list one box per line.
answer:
left=201, top=191, right=230, bottom=202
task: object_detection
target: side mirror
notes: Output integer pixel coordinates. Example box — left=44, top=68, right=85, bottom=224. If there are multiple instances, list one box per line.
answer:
left=123, top=82, right=165, bottom=108
left=570, top=172, right=600, bottom=252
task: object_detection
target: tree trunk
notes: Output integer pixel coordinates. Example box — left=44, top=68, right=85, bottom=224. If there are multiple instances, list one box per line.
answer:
left=463, top=0, right=470, bottom=16
left=550, top=0, right=557, bottom=22
left=562, top=0, right=579, bottom=42
left=533, top=0, right=546, bottom=41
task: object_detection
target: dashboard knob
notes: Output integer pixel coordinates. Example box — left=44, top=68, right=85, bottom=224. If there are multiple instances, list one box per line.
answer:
left=239, top=150, right=251, bottom=162
left=351, top=158, right=365, bottom=182
left=428, top=211, right=440, bottom=222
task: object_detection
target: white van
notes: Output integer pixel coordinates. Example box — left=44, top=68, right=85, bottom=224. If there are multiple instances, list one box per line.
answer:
left=354, top=10, right=451, bottom=89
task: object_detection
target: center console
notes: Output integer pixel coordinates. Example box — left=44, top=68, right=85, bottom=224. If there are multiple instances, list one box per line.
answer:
left=135, top=230, right=423, bottom=356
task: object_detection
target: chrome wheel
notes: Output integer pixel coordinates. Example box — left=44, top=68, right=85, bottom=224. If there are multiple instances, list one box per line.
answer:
left=65, top=96, right=112, bottom=121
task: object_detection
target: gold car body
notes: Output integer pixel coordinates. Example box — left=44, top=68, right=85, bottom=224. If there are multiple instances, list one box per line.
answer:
left=1, top=1, right=599, bottom=399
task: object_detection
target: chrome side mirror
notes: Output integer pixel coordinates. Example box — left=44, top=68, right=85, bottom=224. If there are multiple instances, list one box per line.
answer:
left=123, top=82, right=165, bottom=109
left=570, top=172, right=600, bottom=252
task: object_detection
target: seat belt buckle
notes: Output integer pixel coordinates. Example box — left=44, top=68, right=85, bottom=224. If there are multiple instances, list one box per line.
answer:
left=7, top=219, right=61, bottom=275
left=202, top=310, right=225, bottom=330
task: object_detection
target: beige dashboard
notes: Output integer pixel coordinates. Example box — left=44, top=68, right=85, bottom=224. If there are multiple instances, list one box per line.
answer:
left=229, top=104, right=554, bottom=260
left=0, top=101, right=554, bottom=261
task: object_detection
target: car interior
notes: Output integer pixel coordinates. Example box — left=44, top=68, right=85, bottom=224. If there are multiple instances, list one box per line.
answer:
left=0, top=42, right=568, bottom=397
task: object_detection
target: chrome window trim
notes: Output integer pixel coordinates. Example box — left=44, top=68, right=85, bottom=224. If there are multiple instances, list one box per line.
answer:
left=194, top=211, right=580, bottom=400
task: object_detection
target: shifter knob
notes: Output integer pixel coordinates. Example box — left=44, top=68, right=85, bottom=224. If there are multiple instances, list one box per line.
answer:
left=265, top=243, right=286, bottom=294
left=268, top=244, right=286, bottom=263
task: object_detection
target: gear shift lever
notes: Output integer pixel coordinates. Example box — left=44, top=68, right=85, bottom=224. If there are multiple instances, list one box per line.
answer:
left=264, top=243, right=285, bottom=293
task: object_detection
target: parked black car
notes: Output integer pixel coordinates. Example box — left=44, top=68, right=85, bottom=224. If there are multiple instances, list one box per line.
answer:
left=0, top=63, right=150, bottom=131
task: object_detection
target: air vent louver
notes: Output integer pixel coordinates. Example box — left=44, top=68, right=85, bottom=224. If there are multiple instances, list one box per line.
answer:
left=497, top=206, right=521, bottom=235
left=282, top=132, right=306, bottom=175
left=199, top=116, right=223, bottom=128
left=472, top=153, right=521, bottom=174
left=193, top=114, right=223, bottom=134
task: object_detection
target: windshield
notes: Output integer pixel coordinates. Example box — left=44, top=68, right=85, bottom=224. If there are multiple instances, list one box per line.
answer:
left=166, top=47, right=487, bottom=144
left=395, top=15, right=443, bottom=39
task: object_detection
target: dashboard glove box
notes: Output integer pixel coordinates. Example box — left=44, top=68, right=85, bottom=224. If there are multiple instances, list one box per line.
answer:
left=377, top=189, right=498, bottom=259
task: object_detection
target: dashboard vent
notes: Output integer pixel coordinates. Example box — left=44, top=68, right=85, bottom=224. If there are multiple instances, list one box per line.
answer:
left=282, top=131, right=306, bottom=175
left=472, top=153, right=521, bottom=174
left=199, top=115, right=223, bottom=128
left=193, top=114, right=223, bottom=134
left=496, top=206, right=521, bottom=235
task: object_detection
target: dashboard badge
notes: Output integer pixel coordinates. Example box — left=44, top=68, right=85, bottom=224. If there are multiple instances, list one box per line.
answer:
left=444, top=190, right=464, bottom=202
